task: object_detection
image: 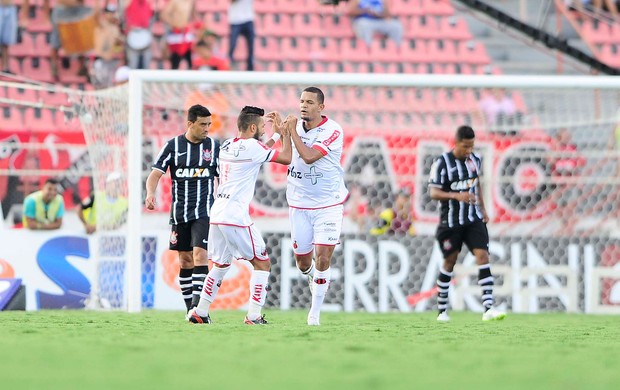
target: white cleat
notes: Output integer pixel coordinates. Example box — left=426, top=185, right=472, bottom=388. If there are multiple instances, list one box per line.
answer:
left=436, top=311, right=451, bottom=322
left=307, top=315, right=320, bottom=326
left=482, top=306, right=507, bottom=322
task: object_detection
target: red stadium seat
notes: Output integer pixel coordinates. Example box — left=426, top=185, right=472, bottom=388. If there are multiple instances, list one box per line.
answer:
left=439, top=17, right=473, bottom=41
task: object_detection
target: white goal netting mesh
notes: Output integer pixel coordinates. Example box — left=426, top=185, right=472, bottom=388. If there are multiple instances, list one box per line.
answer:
left=1, top=73, right=619, bottom=313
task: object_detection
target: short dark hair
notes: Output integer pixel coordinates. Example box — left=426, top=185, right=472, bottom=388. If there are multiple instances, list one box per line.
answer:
left=456, top=125, right=475, bottom=141
left=302, top=86, right=325, bottom=104
left=187, top=104, right=211, bottom=122
left=237, top=106, right=265, bottom=131
left=44, top=178, right=59, bottom=186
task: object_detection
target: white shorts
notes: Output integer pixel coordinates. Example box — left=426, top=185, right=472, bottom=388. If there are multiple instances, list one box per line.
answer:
left=208, top=224, right=269, bottom=266
left=289, top=205, right=344, bottom=255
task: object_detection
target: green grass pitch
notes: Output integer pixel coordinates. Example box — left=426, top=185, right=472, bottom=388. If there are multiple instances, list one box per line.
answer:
left=1, top=310, right=619, bottom=389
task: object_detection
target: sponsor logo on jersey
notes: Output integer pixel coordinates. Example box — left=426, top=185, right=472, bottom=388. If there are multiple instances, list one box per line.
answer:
left=450, top=178, right=478, bottom=191
left=175, top=168, right=211, bottom=178
left=322, top=130, right=340, bottom=147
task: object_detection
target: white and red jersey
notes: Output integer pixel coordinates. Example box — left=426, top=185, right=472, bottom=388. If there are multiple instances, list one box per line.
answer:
left=286, top=116, right=349, bottom=209
left=210, top=137, right=278, bottom=226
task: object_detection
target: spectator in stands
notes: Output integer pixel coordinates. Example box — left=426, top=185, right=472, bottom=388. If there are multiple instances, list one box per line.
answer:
left=473, top=88, right=518, bottom=133
left=568, top=0, right=619, bottom=18
left=160, top=0, right=201, bottom=69
left=0, top=0, right=24, bottom=74
left=113, top=64, right=130, bottom=85
left=193, top=39, right=229, bottom=71
left=200, top=29, right=224, bottom=57
left=44, top=0, right=92, bottom=81
left=77, top=172, right=128, bottom=234
left=369, top=187, right=415, bottom=236
left=346, top=0, right=404, bottom=47
left=22, top=178, right=64, bottom=230
left=91, top=3, right=124, bottom=89
left=228, top=0, right=256, bottom=71
left=123, top=0, right=154, bottom=69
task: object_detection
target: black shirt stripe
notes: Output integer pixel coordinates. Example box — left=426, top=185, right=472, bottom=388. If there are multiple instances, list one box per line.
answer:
left=152, top=135, right=219, bottom=225
left=428, top=151, right=483, bottom=228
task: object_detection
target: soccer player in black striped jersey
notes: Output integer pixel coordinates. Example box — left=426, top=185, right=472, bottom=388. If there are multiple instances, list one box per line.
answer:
left=145, top=104, right=220, bottom=314
left=428, top=125, right=506, bottom=322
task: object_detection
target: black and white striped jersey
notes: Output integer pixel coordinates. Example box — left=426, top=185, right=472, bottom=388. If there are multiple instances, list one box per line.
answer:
left=152, top=134, right=219, bottom=225
left=428, top=151, right=484, bottom=228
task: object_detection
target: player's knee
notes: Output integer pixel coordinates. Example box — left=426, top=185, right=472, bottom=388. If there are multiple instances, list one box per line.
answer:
left=251, top=259, right=271, bottom=271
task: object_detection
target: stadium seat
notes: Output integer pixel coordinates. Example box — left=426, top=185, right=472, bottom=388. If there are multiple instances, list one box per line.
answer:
left=309, top=37, right=340, bottom=62
left=323, top=14, right=355, bottom=39
left=292, top=13, right=324, bottom=38
left=580, top=19, right=613, bottom=45
left=421, top=0, right=455, bottom=16
left=391, top=0, right=424, bottom=16
left=439, top=17, right=473, bottom=41
left=408, top=15, right=441, bottom=40
left=23, top=107, right=57, bottom=131
left=280, top=37, right=311, bottom=62
left=255, top=37, right=282, bottom=62
left=458, top=41, right=491, bottom=65
left=0, top=108, right=23, bottom=129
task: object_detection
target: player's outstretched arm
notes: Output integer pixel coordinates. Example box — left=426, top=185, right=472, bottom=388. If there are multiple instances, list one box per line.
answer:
left=145, top=170, right=164, bottom=210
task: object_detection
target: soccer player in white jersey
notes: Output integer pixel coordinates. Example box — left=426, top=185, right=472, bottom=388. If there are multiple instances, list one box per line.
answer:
left=278, top=86, right=349, bottom=326
left=188, top=106, right=294, bottom=325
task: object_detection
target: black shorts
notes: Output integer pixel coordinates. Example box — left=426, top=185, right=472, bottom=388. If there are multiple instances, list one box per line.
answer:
left=435, top=220, right=489, bottom=258
left=169, top=218, right=210, bottom=251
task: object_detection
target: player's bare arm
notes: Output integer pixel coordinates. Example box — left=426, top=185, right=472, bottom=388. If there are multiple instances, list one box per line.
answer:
left=145, top=169, right=164, bottom=210
left=290, top=129, right=324, bottom=164
left=477, top=179, right=490, bottom=223
left=430, top=187, right=476, bottom=204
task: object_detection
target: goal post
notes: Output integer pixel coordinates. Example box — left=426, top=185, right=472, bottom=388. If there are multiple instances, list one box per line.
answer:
left=124, top=70, right=620, bottom=313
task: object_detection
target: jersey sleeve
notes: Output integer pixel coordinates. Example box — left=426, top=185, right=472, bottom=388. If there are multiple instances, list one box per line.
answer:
left=252, top=141, right=277, bottom=164
left=23, top=197, right=36, bottom=219
left=312, top=126, right=343, bottom=156
left=152, top=141, right=174, bottom=173
left=56, top=197, right=65, bottom=218
left=428, top=157, right=447, bottom=188
left=80, top=192, right=95, bottom=209
left=472, top=153, right=483, bottom=176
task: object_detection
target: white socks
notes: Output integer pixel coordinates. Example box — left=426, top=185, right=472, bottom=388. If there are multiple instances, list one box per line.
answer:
left=247, top=270, right=270, bottom=320
left=299, top=261, right=315, bottom=278
left=308, top=267, right=331, bottom=322
left=196, top=266, right=229, bottom=317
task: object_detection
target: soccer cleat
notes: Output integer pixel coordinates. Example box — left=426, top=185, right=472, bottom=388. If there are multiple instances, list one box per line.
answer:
left=244, top=315, right=268, bottom=325
left=482, top=306, right=506, bottom=322
left=187, top=308, right=212, bottom=324
left=436, top=311, right=451, bottom=322
left=307, top=315, right=320, bottom=326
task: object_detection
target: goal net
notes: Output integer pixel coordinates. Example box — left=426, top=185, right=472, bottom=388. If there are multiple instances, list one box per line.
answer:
left=2, top=72, right=619, bottom=313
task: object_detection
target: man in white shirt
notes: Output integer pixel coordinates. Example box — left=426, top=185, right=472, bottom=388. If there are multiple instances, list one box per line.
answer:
left=273, top=86, right=349, bottom=326
left=188, top=106, right=294, bottom=325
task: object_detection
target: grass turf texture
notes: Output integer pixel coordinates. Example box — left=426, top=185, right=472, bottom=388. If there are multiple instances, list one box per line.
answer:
left=1, top=310, right=618, bottom=389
